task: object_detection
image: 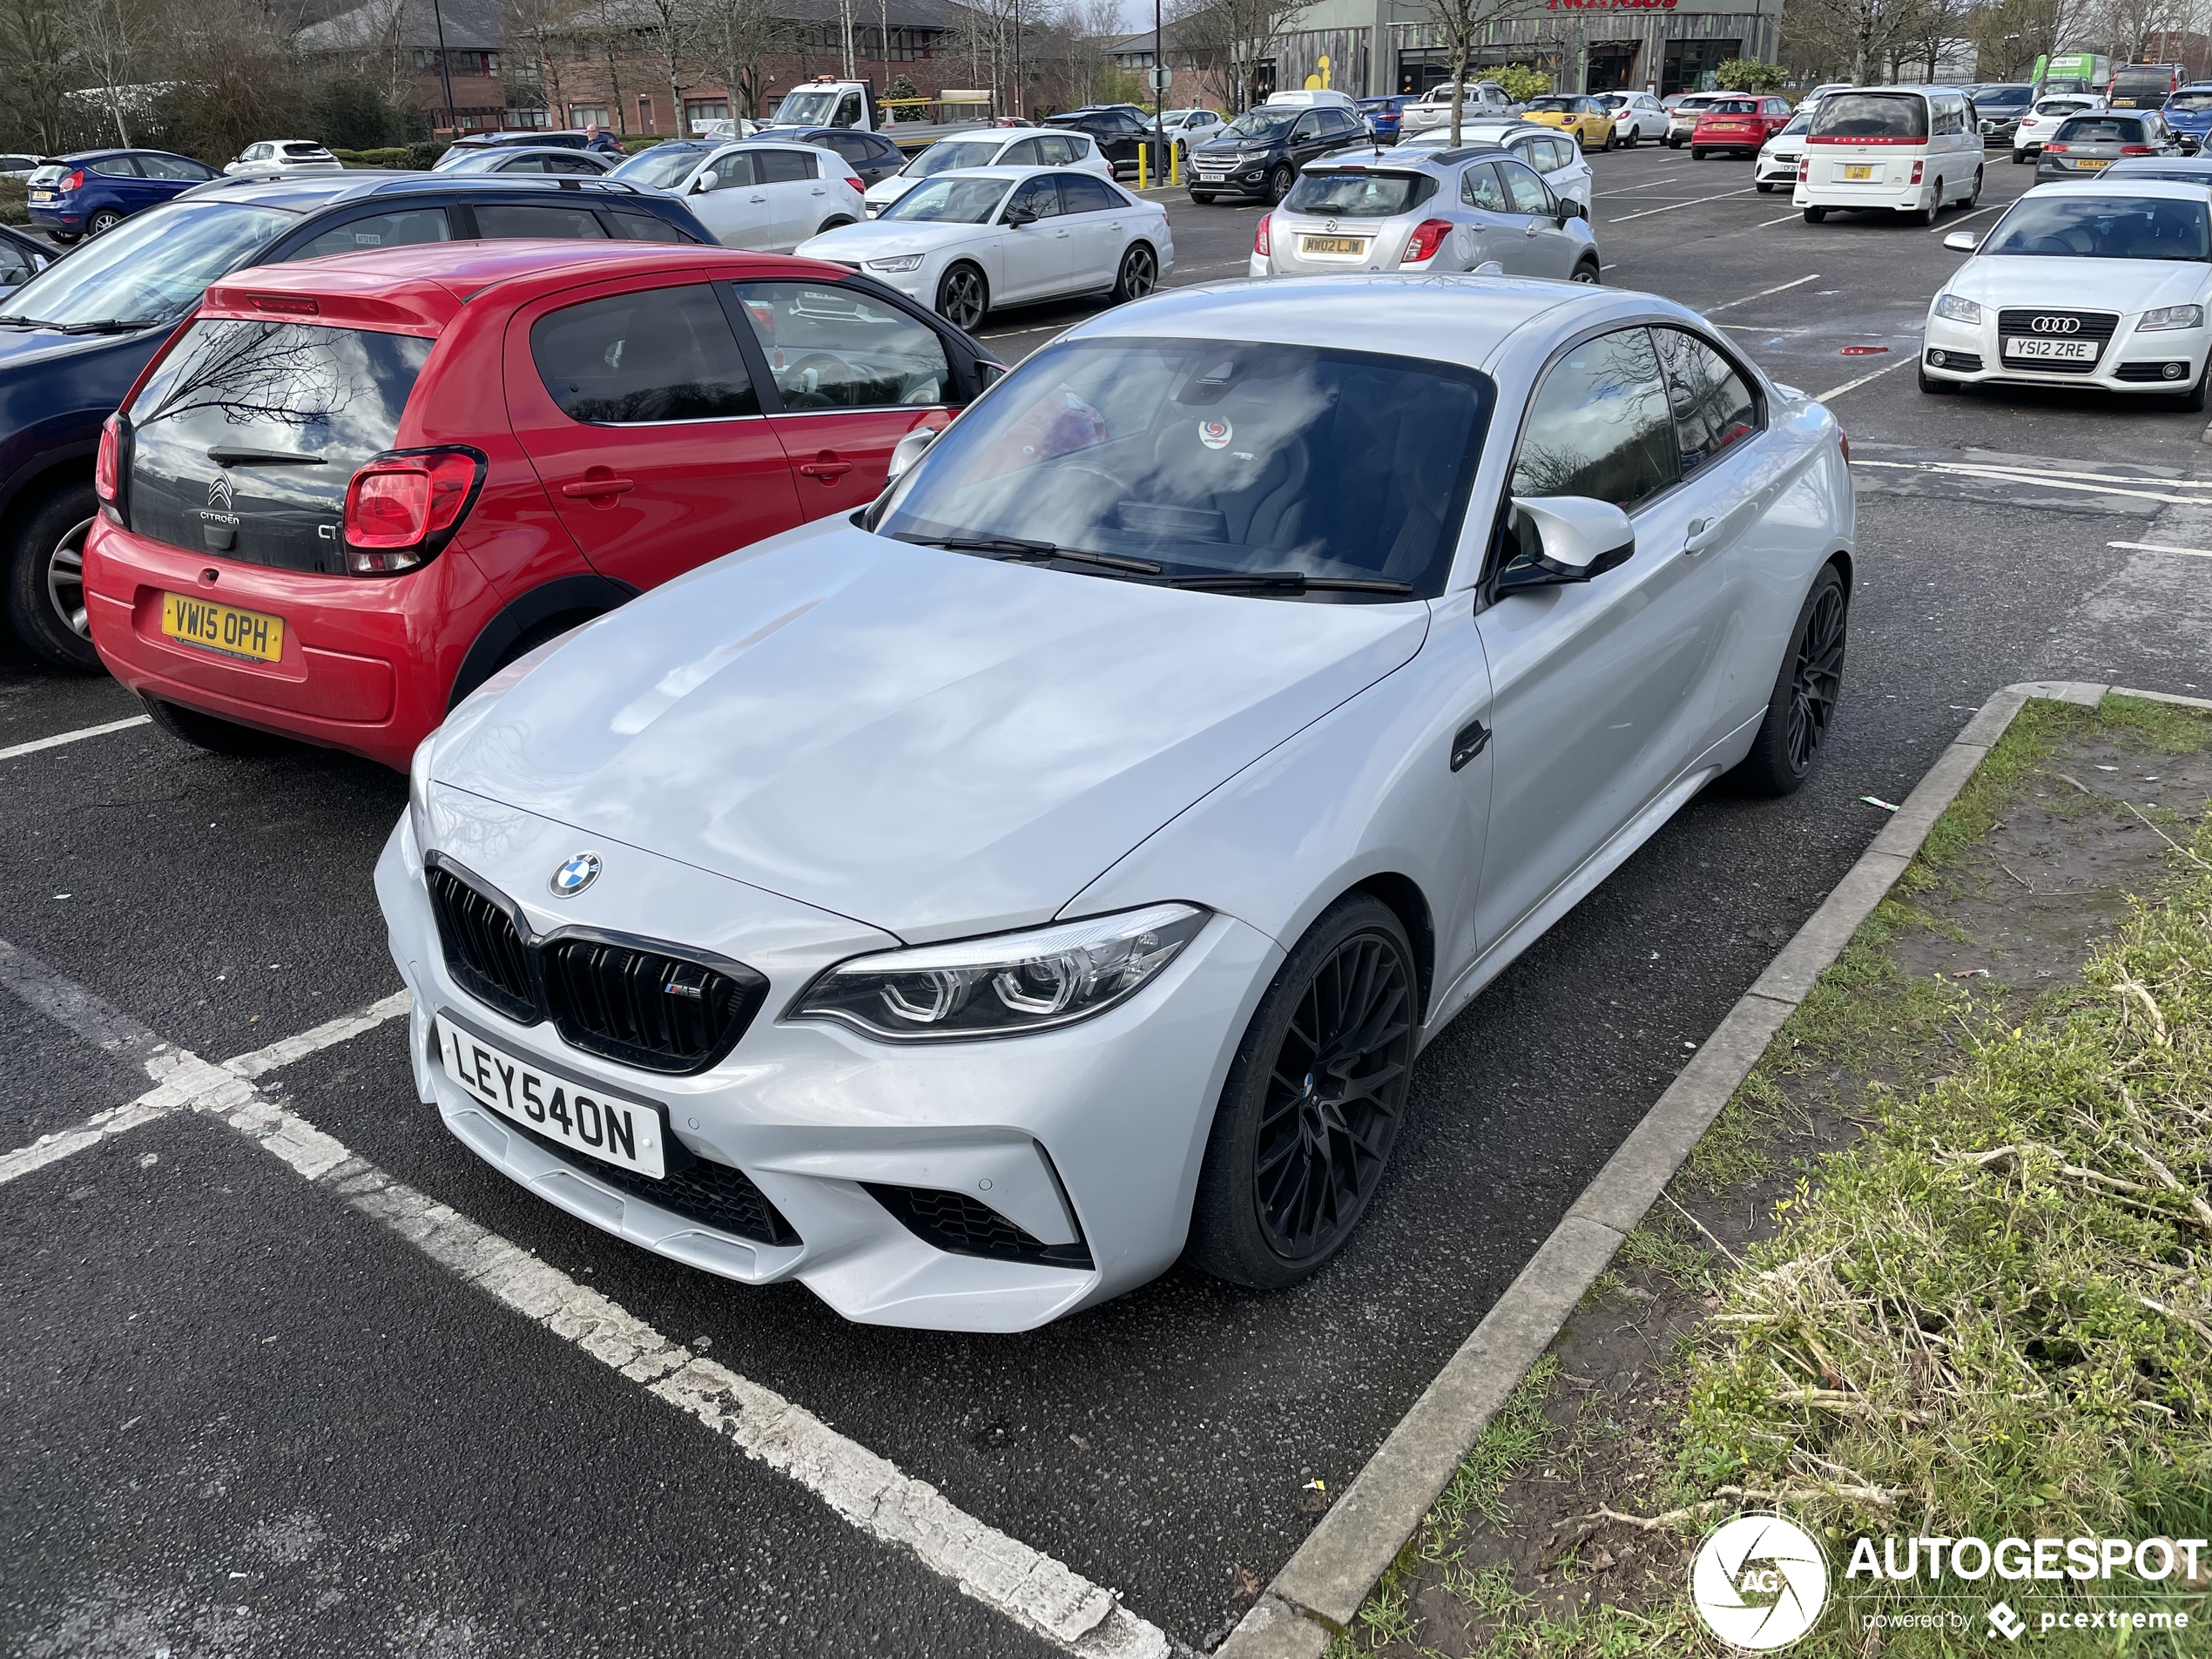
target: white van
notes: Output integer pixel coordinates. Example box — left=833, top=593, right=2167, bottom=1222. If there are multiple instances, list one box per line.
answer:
left=1793, top=84, right=1982, bottom=226
left=1264, top=89, right=1360, bottom=111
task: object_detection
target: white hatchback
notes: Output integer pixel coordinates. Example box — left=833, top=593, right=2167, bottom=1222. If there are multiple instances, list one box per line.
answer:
left=863, top=128, right=1110, bottom=217
left=1598, top=91, right=1669, bottom=145
left=224, top=140, right=343, bottom=177
left=2012, top=95, right=2103, bottom=161
left=637, top=140, right=867, bottom=252
left=1755, top=108, right=1812, bottom=191
left=380, top=277, right=1853, bottom=1332
left=801, top=165, right=1172, bottom=330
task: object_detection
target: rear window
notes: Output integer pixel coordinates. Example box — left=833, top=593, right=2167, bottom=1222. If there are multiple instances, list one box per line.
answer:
left=124, top=320, right=431, bottom=573
left=1811, top=92, right=1929, bottom=140
left=1705, top=101, right=1758, bottom=116
left=2055, top=117, right=2148, bottom=144
left=1284, top=169, right=1437, bottom=217
left=1976, top=86, right=2033, bottom=109
left=2169, top=91, right=2212, bottom=111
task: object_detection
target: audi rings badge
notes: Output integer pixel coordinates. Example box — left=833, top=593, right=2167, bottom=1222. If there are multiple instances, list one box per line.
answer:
left=2031, top=315, right=2083, bottom=334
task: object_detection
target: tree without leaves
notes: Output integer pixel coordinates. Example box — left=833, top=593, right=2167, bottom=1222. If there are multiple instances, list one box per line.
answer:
left=1166, top=0, right=1312, bottom=115
left=0, top=0, right=74, bottom=154
left=691, top=0, right=790, bottom=116
left=1417, top=0, right=1541, bottom=145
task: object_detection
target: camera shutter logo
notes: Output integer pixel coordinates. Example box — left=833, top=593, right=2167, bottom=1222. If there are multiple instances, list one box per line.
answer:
left=1689, top=1513, right=1830, bottom=1650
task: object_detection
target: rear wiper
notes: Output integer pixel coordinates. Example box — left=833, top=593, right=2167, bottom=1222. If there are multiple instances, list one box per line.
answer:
left=207, top=446, right=325, bottom=466
left=897, top=535, right=1164, bottom=576
left=1167, top=570, right=1415, bottom=595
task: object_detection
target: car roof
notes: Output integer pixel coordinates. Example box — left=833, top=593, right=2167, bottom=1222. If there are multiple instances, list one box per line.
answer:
left=2028, top=176, right=2209, bottom=197
left=179, top=172, right=671, bottom=211
left=203, top=241, right=853, bottom=332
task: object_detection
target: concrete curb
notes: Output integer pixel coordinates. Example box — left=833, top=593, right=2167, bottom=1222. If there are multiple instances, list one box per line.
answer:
left=1217, top=678, right=2205, bottom=1657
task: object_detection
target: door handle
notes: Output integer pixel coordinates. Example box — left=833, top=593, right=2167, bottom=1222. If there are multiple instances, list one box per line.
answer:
left=750, top=193, right=766, bottom=202
left=1683, top=516, right=1723, bottom=554
left=1450, top=718, right=1491, bottom=772
left=799, top=453, right=854, bottom=483
left=1524, top=224, right=1539, bottom=236
left=561, top=475, right=635, bottom=500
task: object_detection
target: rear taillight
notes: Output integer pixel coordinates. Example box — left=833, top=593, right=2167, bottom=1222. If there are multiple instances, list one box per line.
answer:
left=2047, top=143, right=2069, bottom=154
left=1839, top=431, right=1850, bottom=462
left=2121, top=144, right=2155, bottom=155
left=94, top=414, right=119, bottom=504
left=844, top=172, right=865, bottom=192
left=61, top=168, right=84, bottom=192
left=1400, top=218, right=1453, bottom=264
left=341, top=448, right=482, bottom=574
left=1797, top=158, right=1810, bottom=180
left=1910, top=160, right=1924, bottom=183
left=1253, top=214, right=1271, bottom=256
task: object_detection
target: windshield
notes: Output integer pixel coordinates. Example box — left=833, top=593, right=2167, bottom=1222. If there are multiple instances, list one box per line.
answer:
left=1981, top=193, right=2209, bottom=260
left=773, top=89, right=843, bottom=125
left=876, top=337, right=1494, bottom=599
left=1777, top=111, right=1812, bottom=136
left=878, top=176, right=1009, bottom=223
left=1811, top=91, right=1928, bottom=140
left=1284, top=169, right=1436, bottom=217
left=2169, top=91, right=2212, bottom=111
left=0, top=202, right=292, bottom=330
left=907, top=139, right=1002, bottom=178
left=612, top=145, right=707, bottom=188
left=1222, top=108, right=1298, bottom=141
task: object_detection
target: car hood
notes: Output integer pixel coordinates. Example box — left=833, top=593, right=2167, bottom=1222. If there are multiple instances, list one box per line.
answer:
left=863, top=173, right=925, bottom=202
left=797, top=219, right=993, bottom=262
left=1945, top=254, right=2209, bottom=313
left=432, top=522, right=1429, bottom=941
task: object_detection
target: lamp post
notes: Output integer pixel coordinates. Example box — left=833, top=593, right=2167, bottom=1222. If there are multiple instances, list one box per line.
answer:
left=430, top=0, right=459, bottom=136
left=1154, top=0, right=1165, bottom=182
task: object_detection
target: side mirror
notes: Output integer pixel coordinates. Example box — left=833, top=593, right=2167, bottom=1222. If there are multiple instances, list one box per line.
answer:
left=1002, top=205, right=1035, bottom=226
left=886, top=423, right=940, bottom=484
left=1942, top=229, right=1978, bottom=252
left=1560, top=199, right=1587, bottom=220
left=692, top=173, right=717, bottom=192
left=1494, top=496, right=1635, bottom=593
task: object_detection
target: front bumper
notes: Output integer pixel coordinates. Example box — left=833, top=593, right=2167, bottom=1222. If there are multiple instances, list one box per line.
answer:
left=377, top=792, right=1282, bottom=1332
left=1755, top=151, right=1800, bottom=182
left=1188, top=157, right=1272, bottom=197
left=1920, top=308, right=2209, bottom=394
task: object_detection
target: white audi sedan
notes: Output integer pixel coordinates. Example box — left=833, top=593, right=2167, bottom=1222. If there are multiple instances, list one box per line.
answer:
left=799, top=165, right=1170, bottom=331
left=1921, top=180, right=2212, bottom=407
left=377, top=277, right=1854, bottom=1332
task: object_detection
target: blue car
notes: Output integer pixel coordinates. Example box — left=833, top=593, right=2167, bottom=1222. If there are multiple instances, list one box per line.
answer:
left=0, top=171, right=711, bottom=670
left=1358, top=96, right=1413, bottom=142
left=25, top=149, right=223, bottom=243
left=2162, top=84, right=2212, bottom=150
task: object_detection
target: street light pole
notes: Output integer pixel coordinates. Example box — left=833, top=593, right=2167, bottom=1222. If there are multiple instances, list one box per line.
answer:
left=430, top=0, right=459, bottom=136
left=1154, top=0, right=1165, bottom=182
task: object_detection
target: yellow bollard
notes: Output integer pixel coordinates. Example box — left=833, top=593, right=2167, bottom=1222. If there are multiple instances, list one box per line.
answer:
left=1170, top=143, right=1179, bottom=186
left=1138, top=143, right=1149, bottom=191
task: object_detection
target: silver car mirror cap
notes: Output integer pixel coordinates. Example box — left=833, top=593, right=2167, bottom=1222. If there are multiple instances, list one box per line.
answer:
left=1497, top=496, right=1635, bottom=592
left=1472, top=260, right=1506, bottom=277
left=1942, top=229, right=1979, bottom=252
left=886, top=423, right=940, bottom=485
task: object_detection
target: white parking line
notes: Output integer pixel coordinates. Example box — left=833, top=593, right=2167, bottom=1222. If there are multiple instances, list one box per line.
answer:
left=1606, top=186, right=1757, bottom=223
left=1597, top=174, right=1683, bottom=195
left=0, top=942, right=1172, bottom=1658
left=1935, top=204, right=1996, bottom=233
left=1812, top=359, right=1910, bottom=400
left=0, top=714, right=151, bottom=763
left=2109, top=540, right=2212, bottom=558
left=1851, top=458, right=2204, bottom=506
left=1706, top=273, right=1819, bottom=314
left=1756, top=210, right=1805, bottom=226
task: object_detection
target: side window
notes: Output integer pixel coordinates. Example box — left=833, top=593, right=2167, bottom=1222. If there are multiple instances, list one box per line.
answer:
left=287, top=207, right=454, bottom=260
left=1508, top=327, right=1677, bottom=511
left=1292, top=114, right=1320, bottom=141
left=730, top=280, right=950, bottom=409
left=549, top=153, right=603, bottom=174
left=999, top=137, right=1044, bottom=165
left=91, top=157, right=141, bottom=177
left=474, top=203, right=610, bottom=239
left=605, top=210, right=688, bottom=242
left=1460, top=161, right=1508, bottom=211
left=826, top=132, right=869, bottom=162
left=530, top=286, right=759, bottom=423
left=834, top=92, right=861, bottom=126
left=711, top=151, right=756, bottom=187
left=0, top=239, right=35, bottom=283
left=144, top=155, right=212, bottom=180
left=1498, top=158, right=1552, bottom=216
left=756, top=149, right=817, bottom=184
left=1039, top=134, right=1078, bottom=164
left=497, top=155, right=548, bottom=172
left=1651, top=327, right=1760, bottom=472
left=1057, top=173, right=1117, bottom=212
left=1006, top=175, right=1062, bottom=219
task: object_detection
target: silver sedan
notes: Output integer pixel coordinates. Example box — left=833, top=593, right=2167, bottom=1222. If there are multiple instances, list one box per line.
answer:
left=1251, top=147, right=1600, bottom=280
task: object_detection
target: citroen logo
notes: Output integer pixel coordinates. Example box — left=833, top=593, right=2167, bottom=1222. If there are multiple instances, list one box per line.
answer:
left=206, top=473, right=234, bottom=509
left=2031, top=315, right=2082, bottom=334
left=550, top=852, right=601, bottom=897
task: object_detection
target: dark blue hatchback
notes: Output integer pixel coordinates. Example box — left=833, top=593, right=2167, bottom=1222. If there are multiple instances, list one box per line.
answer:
left=0, top=172, right=711, bottom=670
left=25, top=150, right=223, bottom=242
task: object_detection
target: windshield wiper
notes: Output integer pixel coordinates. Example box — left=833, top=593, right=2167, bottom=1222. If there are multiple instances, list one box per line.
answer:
left=1167, top=571, right=1416, bottom=595
left=0, top=314, right=53, bottom=327
left=897, top=535, right=1164, bottom=575
left=55, top=317, right=163, bottom=334
left=206, top=446, right=324, bottom=466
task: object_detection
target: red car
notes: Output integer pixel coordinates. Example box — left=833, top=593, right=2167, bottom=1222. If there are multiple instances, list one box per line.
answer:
left=1691, top=96, right=1796, bottom=158
left=84, top=240, right=995, bottom=768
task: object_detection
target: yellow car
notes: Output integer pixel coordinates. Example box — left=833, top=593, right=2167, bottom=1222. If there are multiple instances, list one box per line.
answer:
left=1522, top=95, right=1619, bottom=150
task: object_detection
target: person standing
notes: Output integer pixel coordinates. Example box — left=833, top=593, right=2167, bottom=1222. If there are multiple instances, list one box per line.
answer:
left=584, top=124, right=621, bottom=156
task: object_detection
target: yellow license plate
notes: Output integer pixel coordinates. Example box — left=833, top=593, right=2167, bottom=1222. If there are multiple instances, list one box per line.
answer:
left=2076, top=157, right=2110, bottom=169
left=1844, top=164, right=1876, bottom=179
left=1299, top=234, right=1367, bottom=256
left=161, top=592, right=284, bottom=663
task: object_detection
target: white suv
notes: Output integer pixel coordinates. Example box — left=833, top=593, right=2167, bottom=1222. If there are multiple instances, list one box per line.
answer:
left=2012, top=95, right=2103, bottom=162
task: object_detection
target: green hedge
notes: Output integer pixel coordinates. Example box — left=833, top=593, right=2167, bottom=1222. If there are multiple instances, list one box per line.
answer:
left=0, top=178, right=25, bottom=226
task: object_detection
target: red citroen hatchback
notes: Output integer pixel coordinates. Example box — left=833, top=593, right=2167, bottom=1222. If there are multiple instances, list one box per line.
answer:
left=84, top=239, right=994, bottom=768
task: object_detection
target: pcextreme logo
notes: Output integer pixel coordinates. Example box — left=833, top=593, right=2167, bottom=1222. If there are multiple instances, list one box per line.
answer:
left=1690, top=1513, right=1830, bottom=1650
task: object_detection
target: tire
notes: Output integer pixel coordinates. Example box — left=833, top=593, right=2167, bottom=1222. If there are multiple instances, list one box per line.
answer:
left=1918, top=361, right=1957, bottom=394
left=48, top=230, right=78, bottom=246
left=3, top=479, right=102, bottom=671
left=934, top=261, right=988, bottom=332
left=1964, top=166, right=1982, bottom=208
left=1910, top=186, right=1939, bottom=227
left=1666, top=135, right=1681, bottom=149
left=1803, top=206, right=1826, bottom=223
left=86, top=208, right=122, bottom=236
left=816, top=215, right=854, bottom=235
left=2175, top=357, right=2210, bottom=414
left=1571, top=257, right=1601, bottom=284
left=1190, top=190, right=1216, bottom=204
left=1691, top=147, right=1706, bottom=160
left=1186, top=893, right=1418, bottom=1290
left=1266, top=163, right=1294, bottom=204
left=141, top=696, right=294, bottom=756
left=1111, top=241, right=1157, bottom=303
left=1731, top=563, right=1847, bottom=797
left=1757, top=181, right=1774, bottom=192
left=2012, top=148, right=2028, bottom=165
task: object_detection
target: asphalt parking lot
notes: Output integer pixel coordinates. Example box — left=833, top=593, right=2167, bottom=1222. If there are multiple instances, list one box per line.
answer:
left=7, top=143, right=2212, bottom=1658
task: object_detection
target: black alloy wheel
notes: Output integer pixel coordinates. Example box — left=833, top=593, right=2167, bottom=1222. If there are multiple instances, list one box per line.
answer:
left=1267, top=163, right=1295, bottom=203
left=1734, top=563, right=1847, bottom=795
left=934, top=262, right=987, bottom=332
left=1113, top=242, right=1157, bottom=302
left=1188, top=894, right=1418, bottom=1288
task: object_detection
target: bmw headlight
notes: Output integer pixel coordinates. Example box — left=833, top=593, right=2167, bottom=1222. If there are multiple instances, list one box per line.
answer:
left=867, top=254, right=926, bottom=273
left=2141, top=304, right=2205, bottom=332
left=1932, top=293, right=1981, bottom=325
left=408, top=733, right=435, bottom=858
left=793, top=903, right=1208, bottom=1041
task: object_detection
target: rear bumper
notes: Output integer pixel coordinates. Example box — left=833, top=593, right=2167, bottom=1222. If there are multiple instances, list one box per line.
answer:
left=83, top=518, right=520, bottom=770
